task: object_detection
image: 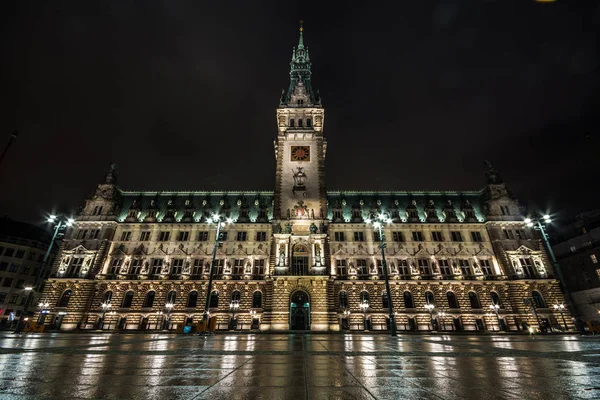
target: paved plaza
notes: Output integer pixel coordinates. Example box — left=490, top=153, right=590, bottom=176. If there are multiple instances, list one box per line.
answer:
left=0, top=333, right=599, bottom=399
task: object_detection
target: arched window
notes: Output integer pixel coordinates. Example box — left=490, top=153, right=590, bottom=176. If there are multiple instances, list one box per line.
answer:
left=103, top=291, right=113, bottom=303
left=289, top=119, right=295, bottom=127
left=143, top=291, right=155, bottom=308
left=57, top=289, right=72, bottom=307
left=382, top=292, right=389, bottom=309
left=252, top=291, right=262, bottom=308
left=231, top=291, right=241, bottom=303
left=490, top=292, right=501, bottom=307
left=360, top=291, right=370, bottom=305
left=298, top=119, right=303, bottom=127
left=306, top=118, right=312, bottom=128
left=403, top=291, right=414, bottom=308
left=339, top=291, right=349, bottom=308
left=425, top=291, right=435, bottom=306
left=447, top=292, right=460, bottom=309
left=532, top=291, right=546, bottom=308
left=166, top=290, right=177, bottom=305
left=186, top=291, right=198, bottom=308
left=121, top=291, right=134, bottom=308
left=468, top=292, right=481, bottom=309
left=209, top=290, right=219, bottom=308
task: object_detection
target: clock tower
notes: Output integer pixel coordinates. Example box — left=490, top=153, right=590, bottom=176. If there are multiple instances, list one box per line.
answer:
left=273, top=24, right=326, bottom=230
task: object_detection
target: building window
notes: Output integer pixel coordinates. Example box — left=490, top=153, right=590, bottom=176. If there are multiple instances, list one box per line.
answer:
left=103, top=291, right=113, bottom=304
left=403, top=291, right=414, bottom=308
left=357, top=259, right=368, bottom=276
left=376, top=259, right=385, bottom=275
left=143, top=291, right=155, bottom=308
left=252, top=291, right=262, bottom=308
left=158, top=231, right=171, bottom=241
left=177, top=231, right=190, bottom=241
left=569, top=246, right=577, bottom=253
left=2, top=277, right=14, bottom=288
left=480, top=259, right=493, bottom=275
left=198, top=231, right=209, bottom=241
left=140, top=231, right=151, bottom=241
left=459, top=259, right=471, bottom=276
left=289, top=119, right=295, bottom=127
left=468, top=292, right=481, bottom=309
left=500, top=205, right=509, bottom=215
left=470, top=232, right=483, bottom=242
left=382, top=292, right=389, bottom=309
left=490, top=292, right=502, bottom=307
left=256, top=232, right=267, bottom=241
left=171, top=259, right=184, bottom=275
left=412, top=232, right=424, bottom=242
left=591, top=254, right=598, bottom=264
left=339, top=291, right=348, bottom=308
left=351, top=210, right=362, bottom=220
left=209, top=291, right=219, bottom=308
left=519, top=258, right=535, bottom=278
left=15, top=250, right=25, bottom=259
left=121, top=231, right=132, bottom=241
left=67, top=257, right=84, bottom=277
left=451, top=231, right=463, bottom=242
left=298, top=119, right=303, bottom=127
left=192, top=259, right=205, bottom=275
left=431, top=231, right=443, bottom=242
left=306, top=118, right=312, bottom=127
left=253, top=259, right=266, bottom=275
left=438, top=259, right=451, bottom=275
left=109, top=258, right=123, bottom=275
left=231, top=291, right=241, bottom=303
left=532, top=291, right=546, bottom=308
left=219, top=232, right=228, bottom=241
left=77, top=229, right=88, bottom=240
left=166, top=290, right=176, bottom=305
left=4, top=248, right=14, bottom=257
left=9, top=264, right=19, bottom=273
left=334, top=232, right=345, bottom=241
left=425, top=291, right=435, bottom=305
left=418, top=259, right=430, bottom=275
left=236, top=232, right=247, bottom=241
left=121, top=291, right=134, bottom=308
left=392, top=232, right=404, bottom=242
left=57, top=289, right=72, bottom=307
left=332, top=210, right=343, bottom=220
left=503, top=229, right=515, bottom=240
left=360, top=291, right=370, bottom=305
left=447, top=292, right=460, bottom=309
left=90, top=229, right=100, bottom=239
left=130, top=259, right=142, bottom=275
left=187, top=291, right=198, bottom=308
left=398, top=259, right=410, bottom=275
left=515, top=230, right=527, bottom=240
left=336, top=259, right=347, bottom=276
left=354, top=232, right=365, bottom=242
left=151, top=259, right=163, bottom=276
left=213, top=259, right=225, bottom=275
left=233, top=259, right=245, bottom=275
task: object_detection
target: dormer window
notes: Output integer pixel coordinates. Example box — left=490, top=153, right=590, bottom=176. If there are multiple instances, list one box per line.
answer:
left=306, top=118, right=312, bottom=128
left=298, top=119, right=303, bottom=127
left=297, top=99, right=304, bottom=105
left=289, top=119, right=295, bottom=127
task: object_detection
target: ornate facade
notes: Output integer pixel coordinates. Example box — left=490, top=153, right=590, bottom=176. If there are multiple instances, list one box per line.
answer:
left=38, top=27, right=570, bottom=333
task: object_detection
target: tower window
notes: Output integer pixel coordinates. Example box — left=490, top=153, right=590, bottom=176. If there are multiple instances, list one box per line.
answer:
left=289, top=119, right=295, bottom=127
left=298, top=119, right=303, bottom=127
left=306, top=118, right=312, bottom=127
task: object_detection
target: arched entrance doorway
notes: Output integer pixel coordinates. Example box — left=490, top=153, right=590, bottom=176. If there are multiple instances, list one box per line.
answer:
left=290, top=290, right=310, bottom=330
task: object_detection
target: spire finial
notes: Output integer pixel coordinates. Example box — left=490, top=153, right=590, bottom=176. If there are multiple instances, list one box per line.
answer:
left=298, top=20, right=304, bottom=49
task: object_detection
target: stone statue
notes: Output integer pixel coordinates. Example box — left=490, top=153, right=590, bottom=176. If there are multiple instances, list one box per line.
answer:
left=275, top=223, right=282, bottom=234
left=309, top=223, right=318, bottom=234
left=285, top=222, right=292, bottom=234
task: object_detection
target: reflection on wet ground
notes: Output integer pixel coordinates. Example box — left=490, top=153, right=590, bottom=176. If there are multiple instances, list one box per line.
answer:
left=1, top=333, right=599, bottom=399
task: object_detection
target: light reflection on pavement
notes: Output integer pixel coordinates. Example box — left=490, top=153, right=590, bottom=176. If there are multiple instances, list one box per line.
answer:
left=1, top=333, right=599, bottom=399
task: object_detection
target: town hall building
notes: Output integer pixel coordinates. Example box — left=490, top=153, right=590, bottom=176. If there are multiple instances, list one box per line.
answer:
left=37, top=26, right=569, bottom=333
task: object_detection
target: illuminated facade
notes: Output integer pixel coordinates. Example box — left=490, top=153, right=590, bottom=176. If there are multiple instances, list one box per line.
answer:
left=38, top=27, right=570, bottom=333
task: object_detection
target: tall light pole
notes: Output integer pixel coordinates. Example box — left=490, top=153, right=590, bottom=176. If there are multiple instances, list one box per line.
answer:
left=14, top=214, right=73, bottom=333
left=202, top=214, right=233, bottom=334
left=360, top=299, right=369, bottom=331
left=425, top=303, right=435, bottom=331
left=553, top=304, right=568, bottom=331
left=489, top=303, right=501, bottom=331
left=366, top=212, right=397, bottom=336
left=438, top=310, right=446, bottom=331
left=229, top=300, right=239, bottom=330
left=98, top=301, right=111, bottom=329
left=525, top=214, right=573, bottom=310
left=0, top=130, right=18, bottom=168
left=163, top=303, right=174, bottom=330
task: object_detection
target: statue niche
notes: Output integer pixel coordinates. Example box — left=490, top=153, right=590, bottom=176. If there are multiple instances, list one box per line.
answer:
left=292, top=167, right=307, bottom=197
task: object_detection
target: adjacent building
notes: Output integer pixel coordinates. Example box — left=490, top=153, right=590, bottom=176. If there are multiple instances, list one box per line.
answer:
left=37, top=27, right=570, bottom=333
left=0, top=217, right=56, bottom=328
left=553, top=210, right=600, bottom=322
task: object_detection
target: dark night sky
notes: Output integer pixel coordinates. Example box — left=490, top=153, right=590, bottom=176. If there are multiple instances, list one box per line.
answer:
left=1, top=1, right=599, bottom=225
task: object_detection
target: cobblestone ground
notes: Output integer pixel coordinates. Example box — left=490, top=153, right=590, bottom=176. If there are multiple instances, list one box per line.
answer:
left=1, top=333, right=599, bottom=399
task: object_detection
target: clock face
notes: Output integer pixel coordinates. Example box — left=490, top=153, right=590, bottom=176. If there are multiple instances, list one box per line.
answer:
left=291, top=146, right=310, bottom=161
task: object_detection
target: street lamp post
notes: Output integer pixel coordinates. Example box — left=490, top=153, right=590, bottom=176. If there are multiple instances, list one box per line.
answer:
left=229, top=301, right=239, bottom=330
left=99, top=302, right=111, bottom=330
left=164, top=303, right=174, bottom=330
left=202, top=215, right=233, bottom=334
left=366, top=212, right=397, bottom=336
left=438, top=311, right=446, bottom=331
left=14, top=214, right=73, bottom=333
left=489, top=304, right=501, bottom=331
left=360, top=300, right=369, bottom=331
left=525, top=214, right=572, bottom=308
left=425, top=303, right=435, bottom=331
left=37, top=301, right=49, bottom=325
left=554, top=304, right=569, bottom=331
left=342, top=308, right=350, bottom=331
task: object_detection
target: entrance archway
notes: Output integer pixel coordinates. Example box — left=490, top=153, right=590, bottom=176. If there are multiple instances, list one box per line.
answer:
left=289, top=290, right=310, bottom=330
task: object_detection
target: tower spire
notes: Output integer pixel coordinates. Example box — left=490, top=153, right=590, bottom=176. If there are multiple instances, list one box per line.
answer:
left=298, top=20, right=304, bottom=49
left=281, top=22, right=319, bottom=106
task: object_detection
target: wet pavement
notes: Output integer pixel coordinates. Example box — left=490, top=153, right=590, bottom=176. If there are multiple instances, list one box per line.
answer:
left=0, top=332, right=599, bottom=399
